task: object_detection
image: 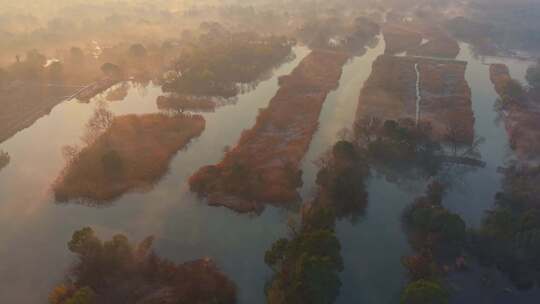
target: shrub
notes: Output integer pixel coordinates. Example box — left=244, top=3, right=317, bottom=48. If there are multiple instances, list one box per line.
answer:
left=401, top=280, right=448, bottom=304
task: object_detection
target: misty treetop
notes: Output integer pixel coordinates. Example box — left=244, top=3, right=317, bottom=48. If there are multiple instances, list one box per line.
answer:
left=161, top=27, right=293, bottom=98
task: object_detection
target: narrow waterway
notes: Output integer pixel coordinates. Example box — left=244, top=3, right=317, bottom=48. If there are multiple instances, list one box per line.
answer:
left=299, top=37, right=385, bottom=201
left=300, top=36, right=413, bottom=304
left=442, top=43, right=522, bottom=227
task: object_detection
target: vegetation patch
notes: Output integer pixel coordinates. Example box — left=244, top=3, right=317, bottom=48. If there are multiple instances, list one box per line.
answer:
left=54, top=113, right=205, bottom=204
left=49, top=227, right=236, bottom=304
left=400, top=182, right=467, bottom=304
left=296, top=16, right=380, bottom=55
left=160, top=30, right=293, bottom=99
left=189, top=50, right=349, bottom=213
left=383, top=19, right=460, bottom=59
left=264, top=207, right=343, bottom=304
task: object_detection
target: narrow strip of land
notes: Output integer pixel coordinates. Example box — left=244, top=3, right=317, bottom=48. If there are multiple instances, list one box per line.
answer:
left=356, top=55, right=474, bottom=143
left=189, top=50, right=350, bottom=213
left=489, top=64, right=540, bottom=163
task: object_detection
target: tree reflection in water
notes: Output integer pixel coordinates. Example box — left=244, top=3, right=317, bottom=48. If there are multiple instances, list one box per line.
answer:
left=353, top=117, right=485, bottom=192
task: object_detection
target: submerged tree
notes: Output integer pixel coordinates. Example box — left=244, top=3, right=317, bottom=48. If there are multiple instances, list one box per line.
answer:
left=162, top=29, right=292, bottom=98
left=353, top=117, right=484, bottom=190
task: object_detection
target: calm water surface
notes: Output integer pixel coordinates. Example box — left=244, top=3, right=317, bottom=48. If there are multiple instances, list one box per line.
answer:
left=0, top=41, right=535, bottom=303
left=0, top=47, right=308, bottom=303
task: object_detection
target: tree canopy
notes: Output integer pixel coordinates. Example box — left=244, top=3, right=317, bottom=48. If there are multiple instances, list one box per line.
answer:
left=50, top=227, right=237, bottom=304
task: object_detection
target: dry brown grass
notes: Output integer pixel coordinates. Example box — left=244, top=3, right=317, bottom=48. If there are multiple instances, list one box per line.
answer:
left=54, top=113, right=205, bottom=203
left=189, top=50, right=349, bottom=213
left=489, top=64, right=513, bottom=96
left=356, top=55, right=474, bottom=143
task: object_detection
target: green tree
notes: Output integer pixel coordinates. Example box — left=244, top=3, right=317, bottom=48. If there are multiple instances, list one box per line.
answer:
left=64, top=287, right=96, bottom=304
left=401, top=280, right=448, bottom=304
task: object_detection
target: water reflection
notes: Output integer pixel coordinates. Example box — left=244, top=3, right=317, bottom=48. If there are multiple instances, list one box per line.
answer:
left=401, top=181, right=467, bottom=304
left=189, top=50, right=352, bottom=214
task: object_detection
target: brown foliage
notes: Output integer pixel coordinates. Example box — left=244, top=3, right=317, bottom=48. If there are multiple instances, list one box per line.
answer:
left=189, top=50, right=349, bottom=213
left=54, top=113, right=205, bottom=203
